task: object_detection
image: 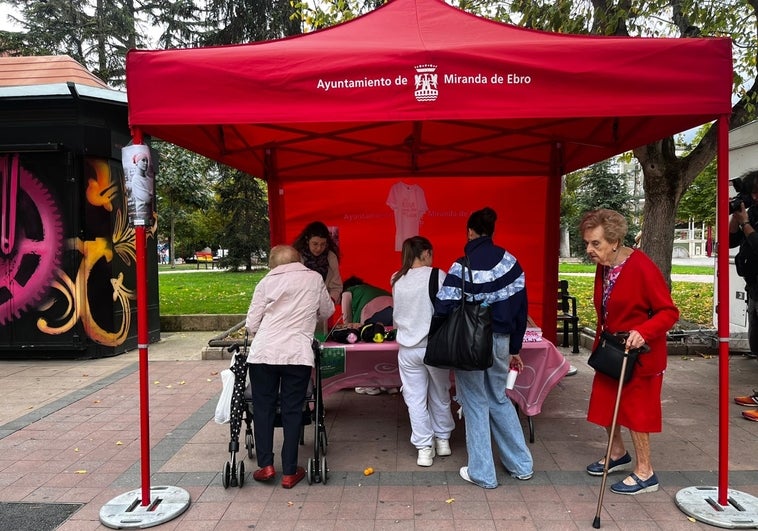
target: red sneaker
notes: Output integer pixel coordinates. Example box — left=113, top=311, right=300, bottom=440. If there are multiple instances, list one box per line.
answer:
left=734, top=391, right=758, bottom=407
left=281, top=466, right=305, bottom=489
left=742, top=410, right=758, bottom=422
left=253, top=465, right=276, bottom=482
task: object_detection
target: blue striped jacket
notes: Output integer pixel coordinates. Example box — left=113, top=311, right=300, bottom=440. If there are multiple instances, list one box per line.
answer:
left=433, top=236, right=528, bottom=354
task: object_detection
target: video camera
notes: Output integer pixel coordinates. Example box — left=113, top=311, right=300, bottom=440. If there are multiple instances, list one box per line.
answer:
left=730, top=177, right=754, bottom=214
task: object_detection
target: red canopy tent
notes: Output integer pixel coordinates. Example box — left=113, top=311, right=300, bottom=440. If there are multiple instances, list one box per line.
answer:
left=125, top=0, right=732, bottom=341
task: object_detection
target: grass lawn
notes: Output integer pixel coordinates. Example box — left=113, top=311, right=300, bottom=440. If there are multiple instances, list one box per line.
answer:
left=558, top=275, right=713, bottom=331
left=158, top=269, right=267, bottom=315
left=158, top=263, right=716, bottom=330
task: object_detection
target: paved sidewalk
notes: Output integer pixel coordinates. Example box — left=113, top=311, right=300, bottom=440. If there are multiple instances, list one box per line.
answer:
left=0, top=331, right=756, bottom=529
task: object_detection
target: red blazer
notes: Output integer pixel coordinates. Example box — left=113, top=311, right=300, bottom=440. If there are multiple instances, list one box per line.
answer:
left=592, top=250, right=679, bottom=376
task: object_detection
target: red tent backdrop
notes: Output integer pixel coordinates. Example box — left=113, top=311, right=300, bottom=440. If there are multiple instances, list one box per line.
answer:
left=125, top=0, right=733, bottom=339
left=281, top=176, right=548, bottom=318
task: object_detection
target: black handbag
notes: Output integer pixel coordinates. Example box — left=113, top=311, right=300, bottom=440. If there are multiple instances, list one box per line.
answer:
left=588, top=331, right=649, bottom=383
left=424, top=257, right=493, bottom=371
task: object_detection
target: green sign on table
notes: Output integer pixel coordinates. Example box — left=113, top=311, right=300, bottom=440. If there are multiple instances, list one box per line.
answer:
left=320, top=347, right=346, bottom=379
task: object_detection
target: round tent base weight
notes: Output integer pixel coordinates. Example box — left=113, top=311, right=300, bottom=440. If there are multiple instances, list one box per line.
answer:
left=99, top=485, right=190, bottom=529
left=676, top=486, right=758, bottom=529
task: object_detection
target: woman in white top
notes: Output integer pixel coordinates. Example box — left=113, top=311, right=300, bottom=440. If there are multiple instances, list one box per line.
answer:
left=392, top=236, right=455, bottom=467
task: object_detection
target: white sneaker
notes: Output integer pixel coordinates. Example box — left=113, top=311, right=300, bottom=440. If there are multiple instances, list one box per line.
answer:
left=417, top=446, right=435, bottom=466
left=459, top=466, right=475, bottom=484
left=355, top=387, right=381, bottom=395
left=435, top=438, right=451, bottom=456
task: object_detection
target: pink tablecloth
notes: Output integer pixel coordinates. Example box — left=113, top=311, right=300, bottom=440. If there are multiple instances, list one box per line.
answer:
left=319, top=339, right=568, bottom=417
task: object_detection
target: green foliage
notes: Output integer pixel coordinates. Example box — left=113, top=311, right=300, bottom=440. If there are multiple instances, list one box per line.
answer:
left=677, top=125, right=716, bottom=226
left=201, top=0, right=302, bottom=44
left=155, top=141, right=215, bottom=213
left=4, top=0, right=138, bottom=83
left=565, top=158, right=638, bottom=257
left=292, top=0, right=383, bottom=30
left=142, top=0, right=204, bottom=49
left=153, top=141, right=216, bottom=262
left=173, top=208, right=220, bottom=259
left=214, top=166, right=270, bottom=271
left=677, top=160, right=716, bottom=226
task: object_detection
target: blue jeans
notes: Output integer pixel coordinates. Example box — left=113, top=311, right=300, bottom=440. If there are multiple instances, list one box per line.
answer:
left=454, top=334, right=533, bottom=488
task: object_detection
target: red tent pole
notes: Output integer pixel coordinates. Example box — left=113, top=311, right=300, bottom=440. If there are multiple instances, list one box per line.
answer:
left=131, top=127, right=152, bottom=506
left=100, top=130, right=190, bottom=528
left=716, top=114, right=730, bottom=506
left=136, top=220, right=151, bottom=505
left=541, top=142, right=563, bottom=342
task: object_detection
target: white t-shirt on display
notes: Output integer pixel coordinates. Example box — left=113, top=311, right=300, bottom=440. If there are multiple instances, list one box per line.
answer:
left=386, top=181, right=428, bottom=251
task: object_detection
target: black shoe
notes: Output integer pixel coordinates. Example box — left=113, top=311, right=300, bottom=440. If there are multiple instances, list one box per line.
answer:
left=586, top=452, right=632, bottom=476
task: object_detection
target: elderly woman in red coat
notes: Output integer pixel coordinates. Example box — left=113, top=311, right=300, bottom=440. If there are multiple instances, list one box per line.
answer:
left=580, top=209, right=679, bottom=495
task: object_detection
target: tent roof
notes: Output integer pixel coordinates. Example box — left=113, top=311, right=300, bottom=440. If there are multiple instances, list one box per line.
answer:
left=124, top=0, right=732, bottom=339
left=126, top=0, right=732, bottom=181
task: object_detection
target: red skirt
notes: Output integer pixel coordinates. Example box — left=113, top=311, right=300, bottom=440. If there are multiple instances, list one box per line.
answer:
left=587, top=371, right=663, bottom=433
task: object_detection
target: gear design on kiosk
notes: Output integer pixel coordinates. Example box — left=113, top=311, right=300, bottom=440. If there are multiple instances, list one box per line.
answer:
left=0, top=161, right=64, bottom=324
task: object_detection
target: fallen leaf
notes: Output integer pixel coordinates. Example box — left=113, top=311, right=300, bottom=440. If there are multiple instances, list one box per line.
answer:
left=363, top=467, right=374, bottom=476
left=93, top=400, right=101, bottom=404
left=207, top=379, right=212, bottom=382
left=116, top=441, right=123, bottom=446
left=179, top=381, right=186, bottom=385
left=166, top=384, right=173, bottom=389
left=74, top=448, right=79, bottom=452
left=210, top=371, right=219, bottom=376
left=445, top=498, right=455, bottom=504
left=153, top=380, right=160, bottom=385
left=75, top=470, right=87, bottom=474
left=82, top=374, right=89, bottom=377
left=287, top=501, right=294, bottom=507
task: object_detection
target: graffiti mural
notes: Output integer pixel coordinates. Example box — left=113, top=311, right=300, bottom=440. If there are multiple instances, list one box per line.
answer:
left=0, top=154, right=64, bottom=324
left=0, top=152, right=155, bottom=352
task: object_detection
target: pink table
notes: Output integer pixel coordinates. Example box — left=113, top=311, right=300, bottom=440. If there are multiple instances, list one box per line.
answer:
left=319, top=338, right=569, bottom=425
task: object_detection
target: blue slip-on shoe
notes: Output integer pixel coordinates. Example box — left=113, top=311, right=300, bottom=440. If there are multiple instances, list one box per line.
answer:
left=586, top=451, right=632, bottom=476
left=610, top=472, right=659, bottom=495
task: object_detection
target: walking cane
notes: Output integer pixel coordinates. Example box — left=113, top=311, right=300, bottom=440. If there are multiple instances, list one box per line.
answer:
left=592, top=349, right=630, bottom=529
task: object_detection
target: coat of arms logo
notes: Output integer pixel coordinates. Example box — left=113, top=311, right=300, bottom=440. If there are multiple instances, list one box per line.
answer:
left=414, top=64, right=438, bottom=102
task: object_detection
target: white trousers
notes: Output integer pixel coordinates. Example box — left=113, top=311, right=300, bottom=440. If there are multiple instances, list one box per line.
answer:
left=398, top=345, right=455, bottom=448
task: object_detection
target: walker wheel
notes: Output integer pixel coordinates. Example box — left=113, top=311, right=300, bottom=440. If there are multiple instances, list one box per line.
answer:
left=320, top=456, right=328, bottom=485
left=222, top=461, right=231, bottom=489
left=237, top=461, right=245, bottom=488
left=306, top=458, right=314, bottom=485
left=246, top=433, right=254, bottom=459
left=319, top=430, right=327, bottom=456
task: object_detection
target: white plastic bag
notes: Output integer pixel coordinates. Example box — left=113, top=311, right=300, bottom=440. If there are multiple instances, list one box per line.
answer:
left=214, top=368, right=235, bottom=424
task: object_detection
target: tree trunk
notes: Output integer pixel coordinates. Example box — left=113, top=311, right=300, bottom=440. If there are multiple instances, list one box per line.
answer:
left=634, top=139, right=682, bottom=288
left=170, top=210, right=176, bottom=269
left=559, top=226, right=570, bottom=258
